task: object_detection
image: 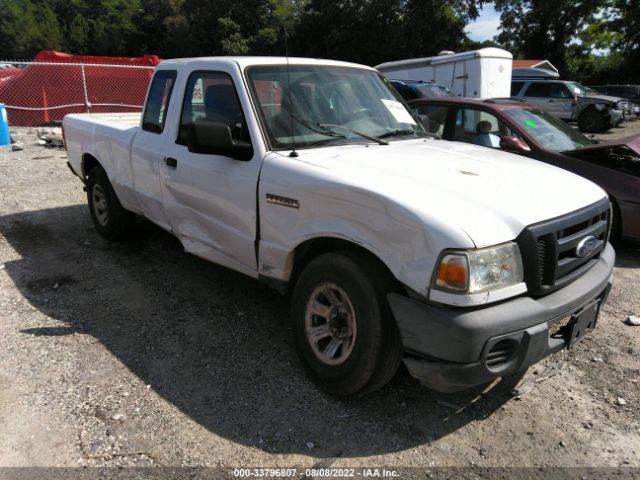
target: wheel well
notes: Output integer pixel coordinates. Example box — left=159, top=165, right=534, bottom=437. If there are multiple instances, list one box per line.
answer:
left=579, top=106, right=599, bottom=116
left=82, top=154, right=101, bottom=178
left=609, top=195, right=623, bottom=241
left=290, top=237, right=399, bottom=290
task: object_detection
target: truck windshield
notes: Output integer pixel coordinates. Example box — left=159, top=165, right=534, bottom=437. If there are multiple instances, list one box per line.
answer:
left=246, top=65, right=425, bottom=149
left=504, top=108, right=595, bottom=152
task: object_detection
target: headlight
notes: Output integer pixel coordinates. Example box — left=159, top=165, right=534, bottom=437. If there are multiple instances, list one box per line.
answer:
left=434, top=242, right=524, bottom=294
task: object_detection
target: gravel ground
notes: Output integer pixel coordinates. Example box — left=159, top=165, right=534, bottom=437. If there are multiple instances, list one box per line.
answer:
left=0, top=120, right=639, bottom=477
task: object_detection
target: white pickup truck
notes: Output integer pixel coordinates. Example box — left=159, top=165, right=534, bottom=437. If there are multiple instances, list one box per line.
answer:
left=63, top=57, right=615, bottom=396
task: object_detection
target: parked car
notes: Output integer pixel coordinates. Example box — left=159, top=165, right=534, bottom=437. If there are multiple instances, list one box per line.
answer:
left=589, top=85, right=640, bottom=117
left=588, top=85, right=640, bottom=104
left=409, top=97, right=640, bottom=240
left=63, top=57, right=614, bottom=396
left=511, top=78, right=626, bottom=133
left=390, top=79, right=454, bottom=101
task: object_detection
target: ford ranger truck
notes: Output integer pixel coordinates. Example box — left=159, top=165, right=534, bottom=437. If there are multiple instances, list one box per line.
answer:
left=63, top=57, right=615, bottom=396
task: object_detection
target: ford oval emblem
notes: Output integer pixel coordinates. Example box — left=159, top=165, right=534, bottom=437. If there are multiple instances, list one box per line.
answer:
left=576, top=236, right=598, bottom=258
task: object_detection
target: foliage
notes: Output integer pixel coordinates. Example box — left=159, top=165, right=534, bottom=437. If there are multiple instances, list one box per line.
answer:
left=0, top=0, right=62, bottom=58
left=0, top=0, right=637, bottom=85
left=494, top=0, right=606, bottom=77
left=0, top=0, right=484, bottom=65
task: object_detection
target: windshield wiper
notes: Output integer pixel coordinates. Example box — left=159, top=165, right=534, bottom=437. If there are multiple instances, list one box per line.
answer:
left=378, top=129, right=418, bottom=139
left=319, top=124, right=389, bottom=146
left=379, top=129, right=438, bottom=139
left=291, top=114, right=346, bottom=138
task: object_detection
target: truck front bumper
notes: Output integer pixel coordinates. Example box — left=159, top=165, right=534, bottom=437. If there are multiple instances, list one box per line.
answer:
left=608, top=108, right=624, bottom=126
left=388, top=243, right=615, bottom=393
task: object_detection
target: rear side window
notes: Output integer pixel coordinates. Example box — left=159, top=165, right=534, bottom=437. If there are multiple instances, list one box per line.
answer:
left=142, top=70, right=177, bottom=134
left=524, top=82, right=551, bottom=97
left=511, top=82, right=524, bottom=96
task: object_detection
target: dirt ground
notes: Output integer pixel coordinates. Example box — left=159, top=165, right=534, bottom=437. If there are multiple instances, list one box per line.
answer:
left=0, top=119, right=639, bottom=478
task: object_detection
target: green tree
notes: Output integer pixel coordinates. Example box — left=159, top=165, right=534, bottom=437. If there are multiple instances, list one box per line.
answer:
left=0, top=0, right=63, bottom=58
left=48, top=0, right=140, bottom=55
left=128, top=0, right=189, bottom=57
left=593, top=0, right=640, bottom=82
left=494, top=0, right=606, bottom=76
left=295, top=0, right=483, bottom=66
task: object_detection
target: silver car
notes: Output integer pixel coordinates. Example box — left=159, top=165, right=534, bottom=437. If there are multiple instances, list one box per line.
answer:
left=511, top=79, right=624, bottom=133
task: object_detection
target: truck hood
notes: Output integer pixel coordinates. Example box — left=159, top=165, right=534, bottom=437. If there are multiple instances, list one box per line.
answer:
left=294, top=138, right=607, bottom=247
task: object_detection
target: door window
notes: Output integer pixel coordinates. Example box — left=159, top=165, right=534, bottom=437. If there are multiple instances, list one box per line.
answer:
left=142, top=70, right=177, bottom=133
left=548, top=83, right=572, bottom=98
left=177, top=71, right=250, bottom=145
left=452, top=108, right=518, bottom=148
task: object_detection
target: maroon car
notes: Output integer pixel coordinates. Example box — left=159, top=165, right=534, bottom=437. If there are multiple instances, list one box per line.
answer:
left=408, top=97, right=640, bottom=240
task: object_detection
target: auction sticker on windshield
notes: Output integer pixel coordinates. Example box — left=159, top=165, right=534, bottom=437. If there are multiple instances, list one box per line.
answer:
left=381, top=99, right=417, bottom=125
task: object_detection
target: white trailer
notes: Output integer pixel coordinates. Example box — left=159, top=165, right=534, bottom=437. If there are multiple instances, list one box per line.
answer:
left=376, top=48, right=513, bottom=98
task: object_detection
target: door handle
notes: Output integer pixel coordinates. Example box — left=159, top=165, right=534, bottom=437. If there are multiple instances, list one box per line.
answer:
left=165, top=157, right=178, bottom=168
left=548, top=99, right=555, bottom=103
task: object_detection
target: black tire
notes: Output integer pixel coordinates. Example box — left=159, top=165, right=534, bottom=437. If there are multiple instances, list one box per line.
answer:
left=291, top=252, right=403, bottom=396
left=578, top=110, right=604, bottom=133
left=86, top=165, right=134, bottom=240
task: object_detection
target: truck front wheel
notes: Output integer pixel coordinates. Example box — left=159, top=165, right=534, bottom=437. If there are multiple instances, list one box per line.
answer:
left=578, top=110, right=605, bottom=133
left=291, top=252, right=403, bottom=396
left=86, top=166, right=134, bottom=240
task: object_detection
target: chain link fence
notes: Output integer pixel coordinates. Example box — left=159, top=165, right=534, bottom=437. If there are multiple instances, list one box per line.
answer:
left=0, top=60, right=155, bottom=126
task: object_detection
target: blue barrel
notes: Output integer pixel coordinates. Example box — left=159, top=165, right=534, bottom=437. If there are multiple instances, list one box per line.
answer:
left=0, top=104, right=10, bottom=149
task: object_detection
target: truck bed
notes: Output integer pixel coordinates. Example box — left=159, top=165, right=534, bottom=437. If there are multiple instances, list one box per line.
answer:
left=67, top=112, right=142, bottom=128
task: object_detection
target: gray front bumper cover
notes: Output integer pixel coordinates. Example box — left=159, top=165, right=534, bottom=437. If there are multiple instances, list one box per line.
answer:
left=388, top=243, right=615, bottom=392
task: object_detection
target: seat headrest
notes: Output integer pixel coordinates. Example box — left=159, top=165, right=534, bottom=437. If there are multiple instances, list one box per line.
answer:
left=204, top=84, right=240, bottom=118
left=476, top=120, right=493, bottom=134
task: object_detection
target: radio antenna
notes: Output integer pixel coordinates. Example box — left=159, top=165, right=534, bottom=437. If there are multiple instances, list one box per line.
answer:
left=284, top=23, right=298, bottom=158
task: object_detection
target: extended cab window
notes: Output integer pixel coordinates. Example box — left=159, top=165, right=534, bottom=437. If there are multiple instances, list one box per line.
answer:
left=142, top=70, right=177, bottom=133
left=177, top=71, right=250, bottom=145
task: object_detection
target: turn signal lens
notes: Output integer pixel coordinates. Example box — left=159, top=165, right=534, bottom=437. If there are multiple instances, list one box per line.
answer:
left=436, top=254, right=469, bottom=292
left=433, top=242, right=524, bottom=295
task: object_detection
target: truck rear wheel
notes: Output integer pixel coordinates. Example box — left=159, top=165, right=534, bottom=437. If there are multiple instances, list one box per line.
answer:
left=291, top=252, right=403, bottom=396
left=578, top=110, right=604, bottom=133
left=86, top=165, right=134, bottom=240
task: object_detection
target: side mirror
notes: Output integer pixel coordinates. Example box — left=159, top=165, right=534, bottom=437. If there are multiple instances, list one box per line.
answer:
left=499, top=136, right=531, bottom=153
left=187, top=121, right=253, bottom=161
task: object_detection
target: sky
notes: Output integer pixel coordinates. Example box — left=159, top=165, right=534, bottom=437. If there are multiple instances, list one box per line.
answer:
left=465, top=4, right=501, bottom=42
